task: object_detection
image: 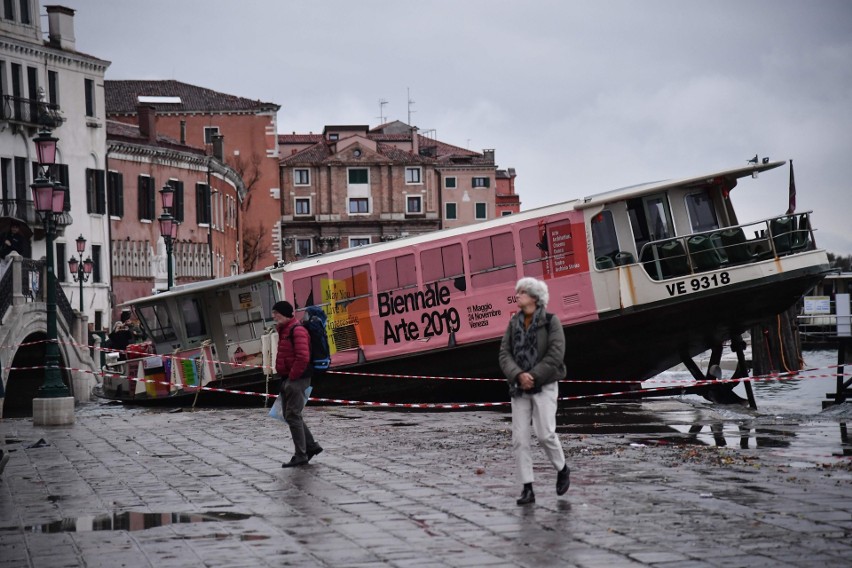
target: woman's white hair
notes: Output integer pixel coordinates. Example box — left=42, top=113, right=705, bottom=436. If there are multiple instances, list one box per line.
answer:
left=515, top=277, right=549, bottom=308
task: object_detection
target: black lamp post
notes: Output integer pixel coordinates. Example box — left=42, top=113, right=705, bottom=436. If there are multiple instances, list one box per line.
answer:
left=31, top=125, right=71, bottom=398
left=67, top=234, right=93, bottom=313
left=158, top=184, right=179, bottom=290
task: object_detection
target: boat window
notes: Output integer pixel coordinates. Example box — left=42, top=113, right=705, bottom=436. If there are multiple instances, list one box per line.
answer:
left=420, top=243, right=466, bottom=291
left=137, top=304, right=177, bottom=343
left=519, top=224, right=549, bottom=278
left=376, top=254, right=417, bottom=292
left=332, top=264, right=372, bottom=300
left=293, top=273, right=328, bottom=309
left=591, top=210, right=619, bottom=259
left=469, top=232, right=516, bottom=288
left=685, top=191, right=719, bottom=233
left=627, top=193, right=674, bottom=253
left=180, top=298, right=207, bottom=338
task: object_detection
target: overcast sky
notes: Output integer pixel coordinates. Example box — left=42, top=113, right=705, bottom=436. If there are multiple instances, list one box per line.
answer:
left=58, top=0, right=852, bottom=255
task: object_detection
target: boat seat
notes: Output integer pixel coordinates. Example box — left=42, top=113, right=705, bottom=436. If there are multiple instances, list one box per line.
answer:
left=770, top=216, right=794, bottom=256
left=639, top=244, right=663, bottom=280
left=687, top=235, right=723, bottom=271
left=595, top=255, right=615, bottom=269
left=659, top=240, right=689, bottom=278
left=614, top=251, right=635, bottom=266
left=719, top=228, right=756, bottom=265
left=709, top=233, right=729, bottom=263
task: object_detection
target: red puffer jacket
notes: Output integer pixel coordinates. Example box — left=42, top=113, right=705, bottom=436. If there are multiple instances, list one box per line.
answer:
left=275, top=318, right=311, bottom=380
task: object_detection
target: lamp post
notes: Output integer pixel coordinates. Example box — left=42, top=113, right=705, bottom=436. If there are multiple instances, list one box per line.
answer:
left=158, top=184, right=179, bottom=289
left=30, top=125, right=72, bottom=403
left=67, top=234, right=93, bottom=313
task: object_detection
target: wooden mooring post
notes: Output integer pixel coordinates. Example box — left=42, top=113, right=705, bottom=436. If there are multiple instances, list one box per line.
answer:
left=751, top=305, right=803, bottom=377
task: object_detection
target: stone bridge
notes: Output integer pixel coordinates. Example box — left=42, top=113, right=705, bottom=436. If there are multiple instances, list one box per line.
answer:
left=0, top=254, right=98, bottom=418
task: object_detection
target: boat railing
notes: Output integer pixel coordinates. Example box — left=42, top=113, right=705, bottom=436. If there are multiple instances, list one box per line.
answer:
left=637, top=211, right=815, bottom=281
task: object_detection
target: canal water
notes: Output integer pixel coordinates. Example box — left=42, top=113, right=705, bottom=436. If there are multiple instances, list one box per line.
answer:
left=651, top=349, right=846, bottom=416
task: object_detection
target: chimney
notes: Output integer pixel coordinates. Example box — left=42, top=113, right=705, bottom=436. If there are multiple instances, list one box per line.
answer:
left=411, top=126, right=419, bottom=155
left=212, top=134, right=224, bottom=161
left=179, top=120, right=186, bottom=144
left=483, top=149, right=495, bottom=164
left=46, top=6, right=76, bottom=51
left=137, top=104, right=156, bottom=143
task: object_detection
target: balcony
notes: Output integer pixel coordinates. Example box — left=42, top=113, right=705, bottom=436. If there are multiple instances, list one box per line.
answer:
left=1, top=198, right=73, bottom=237
left=1, top=95, right=63, bottom=128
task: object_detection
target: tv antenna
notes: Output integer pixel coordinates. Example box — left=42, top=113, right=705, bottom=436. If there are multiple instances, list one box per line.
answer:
left=407, top=87, right=416, bottom=125
left=377, top=98, right=388, bottom=125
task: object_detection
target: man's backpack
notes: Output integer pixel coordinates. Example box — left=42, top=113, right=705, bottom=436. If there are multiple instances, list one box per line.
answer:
left=289, top=306, right=331, bottom=372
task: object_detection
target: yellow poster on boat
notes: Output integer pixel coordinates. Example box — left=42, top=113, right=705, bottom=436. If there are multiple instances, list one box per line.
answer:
left=322, top=276, right=375, bottom=351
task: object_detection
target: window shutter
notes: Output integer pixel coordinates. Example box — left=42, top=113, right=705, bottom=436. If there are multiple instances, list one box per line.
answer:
left=96, top=170, right=106, bottom=214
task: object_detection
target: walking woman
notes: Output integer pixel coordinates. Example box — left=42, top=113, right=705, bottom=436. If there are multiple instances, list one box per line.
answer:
left=499, top=277, right=570, bottom=505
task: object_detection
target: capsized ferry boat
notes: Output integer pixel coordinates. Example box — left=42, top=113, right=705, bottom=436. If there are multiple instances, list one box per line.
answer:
left=96, top=161, right=831, bottom=405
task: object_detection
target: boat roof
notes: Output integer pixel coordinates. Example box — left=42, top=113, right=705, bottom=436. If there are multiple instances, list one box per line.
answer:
left=122, top=269, right=280, bottom=307
left=575, top=160, right=785, bottom=210
left=123, top=160, right=788, bottom=305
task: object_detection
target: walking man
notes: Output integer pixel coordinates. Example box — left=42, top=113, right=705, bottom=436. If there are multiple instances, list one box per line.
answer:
left=272, top=301, right=322, bottom=467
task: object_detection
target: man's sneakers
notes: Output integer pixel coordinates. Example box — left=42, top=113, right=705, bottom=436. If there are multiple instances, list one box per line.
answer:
left=556, top=464, right=570, bottom=495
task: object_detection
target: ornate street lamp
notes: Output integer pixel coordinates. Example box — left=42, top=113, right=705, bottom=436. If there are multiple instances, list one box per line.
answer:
left=158, top=184, right=179, bottom=289
left=67, top=234, right=93, bottom=313
left=31, top=126, right=71, bottom=400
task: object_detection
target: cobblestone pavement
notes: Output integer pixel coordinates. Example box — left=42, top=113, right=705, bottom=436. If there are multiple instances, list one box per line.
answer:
left=1, top=398, right=850, bottom=567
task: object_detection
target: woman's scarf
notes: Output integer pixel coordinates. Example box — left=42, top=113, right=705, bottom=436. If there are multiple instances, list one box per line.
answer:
left=512, top=306, right=545, bottom=372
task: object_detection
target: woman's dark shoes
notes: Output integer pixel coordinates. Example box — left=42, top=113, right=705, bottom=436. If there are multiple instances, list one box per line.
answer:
left=516, top=485, right=535, bottom=505
left=556, top=464, right=570, bottom=495
left=282, top=455, right=309, bottom=468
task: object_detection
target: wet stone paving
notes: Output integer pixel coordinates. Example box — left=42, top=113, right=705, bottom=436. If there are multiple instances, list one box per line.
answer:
left=0, top=398, right=850, bottom=567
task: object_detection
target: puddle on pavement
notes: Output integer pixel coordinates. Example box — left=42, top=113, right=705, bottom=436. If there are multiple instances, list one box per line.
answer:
left=17, top=511, right=251, bottom=533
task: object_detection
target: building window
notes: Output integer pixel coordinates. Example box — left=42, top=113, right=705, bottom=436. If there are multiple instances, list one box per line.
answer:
left=195, top=183, right=211, bottom=224
left=296, top=238, right=312, bottom=258
left=107, top=171, right=124, bottom=217
left=84, top=78, right=95, bottom=117
left=475, top=202, right=487, bottom=220
left=47, top=70, right=59, bottom=106
left=18, top=0, right=30, bottom=24
left=294, top=169, right=310, bottom=185
left=501, top=211, right=513, bottom=216
left=328, top=133, right=339, bottom=141
left=350, top=237, right=370, bottom=248
left=204, top=126, right=220, bottom=144
left=91, top=244, right=102, bottom=283
left=405, top=167, right=422, bottom=184
left=348, top=168, right=369, bottom=185
left=406, top=195, right=422, bottom=214
left=55, top=164, right=70, bottom=211
left=167, top=179, right=185, bottom=222
left=137, top=175, right=156, bottom=221
left=295, top=197, right=311, bottom=216
left=349, top=197, right=369, bottom=214
left=445, top=202, right=457, bottom=220
left=472, top=177, right=490, bottom=188
left=85, top=168, right=106, bottom=214
left=445, top=176, right=457, bottom=189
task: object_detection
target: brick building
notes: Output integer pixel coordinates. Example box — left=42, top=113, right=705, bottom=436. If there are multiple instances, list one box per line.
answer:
left=106, top=108, right=244, bottom=315
left=278, top=121, right=507, bottom=261
left=104, top=80, right=280, bottom=271
left=496, top=168, right=520, bottom=216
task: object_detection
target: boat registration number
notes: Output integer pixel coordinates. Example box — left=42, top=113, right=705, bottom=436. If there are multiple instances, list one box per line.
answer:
left=665, top=272, right=731, bottom=297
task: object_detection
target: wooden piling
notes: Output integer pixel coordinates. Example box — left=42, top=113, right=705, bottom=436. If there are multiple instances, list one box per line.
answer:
left=751, top=305, right=803, bottom=376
